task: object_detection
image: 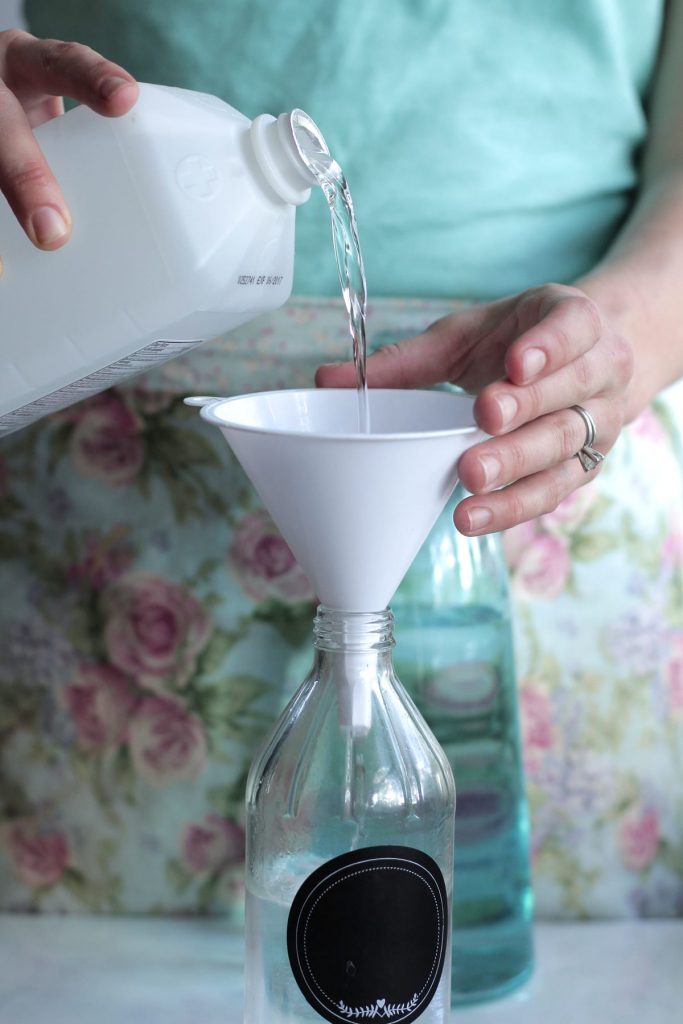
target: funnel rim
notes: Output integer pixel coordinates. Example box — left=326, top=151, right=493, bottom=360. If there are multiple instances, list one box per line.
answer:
left=195, top=388, right=482, bottom=442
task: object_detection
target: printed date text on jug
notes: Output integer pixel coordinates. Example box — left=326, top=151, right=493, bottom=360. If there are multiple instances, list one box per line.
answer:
left=237, top=274, right=285, bottom=286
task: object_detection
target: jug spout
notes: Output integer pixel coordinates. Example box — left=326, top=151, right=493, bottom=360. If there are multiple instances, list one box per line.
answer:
left=250, top=110, right=328, bottom=205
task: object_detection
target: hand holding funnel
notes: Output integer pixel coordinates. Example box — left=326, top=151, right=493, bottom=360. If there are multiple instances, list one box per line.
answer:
left=187, top=388, right=483, bottom=612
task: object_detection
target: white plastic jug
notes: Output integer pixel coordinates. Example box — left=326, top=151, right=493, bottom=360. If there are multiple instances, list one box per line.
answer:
left=0, top=83, right=323, bottom=435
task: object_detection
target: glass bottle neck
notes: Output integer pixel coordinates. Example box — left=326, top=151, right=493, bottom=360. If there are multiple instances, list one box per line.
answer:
left=313, top=606, right=395, bottom=653
left=312, top=607, right=395, bottom=737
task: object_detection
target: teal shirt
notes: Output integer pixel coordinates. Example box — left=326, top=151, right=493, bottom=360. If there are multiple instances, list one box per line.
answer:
left=25, top=0, right=665, bottom=300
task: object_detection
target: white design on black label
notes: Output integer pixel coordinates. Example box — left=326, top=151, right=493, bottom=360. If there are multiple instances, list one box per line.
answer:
left=287, top=845, right=448, bottom=1024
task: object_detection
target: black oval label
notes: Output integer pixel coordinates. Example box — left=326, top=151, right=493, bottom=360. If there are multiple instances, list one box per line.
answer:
left=287, top=845, right=448, bottom=1023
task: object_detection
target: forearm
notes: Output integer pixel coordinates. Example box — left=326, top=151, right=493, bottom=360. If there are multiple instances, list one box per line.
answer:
left=576, top=167, right=683, bottom=421
left=576, top=0, right=683, bottom=422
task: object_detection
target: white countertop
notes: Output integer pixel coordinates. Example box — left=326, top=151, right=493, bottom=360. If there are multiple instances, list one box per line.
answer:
left=0, top=916, right=681, bottom=1023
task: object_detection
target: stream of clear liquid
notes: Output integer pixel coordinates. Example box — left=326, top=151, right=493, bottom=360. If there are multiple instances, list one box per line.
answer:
left=291, top=112, right=370, bottom=434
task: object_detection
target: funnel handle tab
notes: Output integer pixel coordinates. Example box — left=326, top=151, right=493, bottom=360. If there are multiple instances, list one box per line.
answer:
left=183, top=396, right=223, bottom=408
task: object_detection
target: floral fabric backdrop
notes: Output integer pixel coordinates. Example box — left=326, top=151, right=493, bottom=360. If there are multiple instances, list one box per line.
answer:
left=0, top=298, right=681, bottom=919
left=505, top=395, right=683, bottom=918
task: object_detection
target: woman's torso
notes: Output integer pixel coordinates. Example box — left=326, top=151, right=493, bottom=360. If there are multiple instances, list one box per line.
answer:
left=25, top=0, right=665, bottom=299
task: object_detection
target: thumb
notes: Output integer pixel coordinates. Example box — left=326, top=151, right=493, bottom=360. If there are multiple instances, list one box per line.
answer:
left=315, top=319, right=463, bottom=390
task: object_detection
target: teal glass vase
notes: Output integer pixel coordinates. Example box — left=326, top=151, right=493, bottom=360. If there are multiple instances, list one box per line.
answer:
left=393, top=485, right=534, bottom=1005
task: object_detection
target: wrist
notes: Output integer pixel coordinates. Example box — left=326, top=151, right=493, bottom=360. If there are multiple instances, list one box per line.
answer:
left=574, top=267, right=660, bottom=422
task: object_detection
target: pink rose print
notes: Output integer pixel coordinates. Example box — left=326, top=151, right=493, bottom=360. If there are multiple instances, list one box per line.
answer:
left=519, top=684, right=555, bottom=772
left=631, top=407, right=667, bottom=445
left=63, top=661, right=137, bottom=752
left=540, top=487, right=596, bottom=534
left=665, top=633, right=683, bottom=716
left=2, top=821, right=69, bottom=887
left=617, top=805, right=660, bottom=871
left=223, top=871, right=246, bottom=905
left=181, top=815, right=245, bottom=874
left=70, top=393, right=144, bottom=485
left=104, top=572, right=212, bottom=691
left=513, top=533, right=571, bottom=600
left=228, top=509, right=314, bottom=603
left=662, top=528, right=683, bottom=572
left=128, top=696, right=207, bottom=785
left=67, top=525, right=135, bottom=590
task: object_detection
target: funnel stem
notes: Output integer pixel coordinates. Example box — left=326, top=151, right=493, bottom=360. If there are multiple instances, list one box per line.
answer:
left=315, top=607, right=394, bottom=737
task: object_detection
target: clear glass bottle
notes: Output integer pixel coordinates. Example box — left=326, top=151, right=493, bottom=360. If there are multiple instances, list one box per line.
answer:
left=245, top=606, right=455, bottom=1024
left=393, top=486, right=534, bottom=1005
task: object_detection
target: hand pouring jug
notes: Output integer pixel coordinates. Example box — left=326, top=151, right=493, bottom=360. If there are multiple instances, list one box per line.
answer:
left=0, top=84, right=324, bottom=434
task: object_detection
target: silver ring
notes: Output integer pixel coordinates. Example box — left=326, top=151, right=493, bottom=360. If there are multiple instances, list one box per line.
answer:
left=571, top=404, right=605, bottom=472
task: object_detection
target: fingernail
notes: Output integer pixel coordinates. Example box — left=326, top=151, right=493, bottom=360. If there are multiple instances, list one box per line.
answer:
left=465, top=506, right=493, bottom=532
left=479, top=454, right=501, bottom=488
left=100, top=76, right=133, bottom=99
left=521, top=347, right=547, bottom=380
left=496, top=393, right=518, bottom=427
left=30, top=206, right=68, bottom=246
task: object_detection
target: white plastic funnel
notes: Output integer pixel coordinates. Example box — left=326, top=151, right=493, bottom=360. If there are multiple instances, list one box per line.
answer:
left=189, top=389, right=483, bottom=611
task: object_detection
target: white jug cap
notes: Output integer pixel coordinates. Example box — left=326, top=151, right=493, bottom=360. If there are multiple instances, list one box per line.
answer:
left=250, top=110, right=327, bottom=205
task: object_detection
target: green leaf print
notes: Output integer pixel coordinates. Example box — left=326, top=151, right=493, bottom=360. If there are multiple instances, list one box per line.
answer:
left=253, top=600, right=315, bottom=648
left=0, top=778, right=33, bottom=819
left=0, top=492, right=22, bottom=518
left=111, top=747, right=137, bottom=806
left=571, top=531, right=618, bottom=561
left=581, top=494, right=612, bottom=526
left=96, top=838, right=118, bottom=872
left=535, top=840, right=601, bottom=918
left=0, top=531, right=21, bottom=560
left=60, top=867, right=103, bottom=911
left=657, top=839, right=683, bottom=878
left=199, top=674, right=275, bottom=743
left=187, top=557, right=223, bottom=590
left=0, top=684, right=42, bottom=739
left=166, top=857, right=193, bottom=895
left=652, top=398, right=683, bottom=462
left=196, top=627, right=242, bottom=677
left=206, top=776, right=250, bottom=820
left=620, top=510, right=667, bottom=579
left=665, top=574, right=683, bottom=628
left=47, top=421, right=72, bottom=474
left=197, top=872, right=221, bottom=913
left=135, top=420, right=230, bottom=522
